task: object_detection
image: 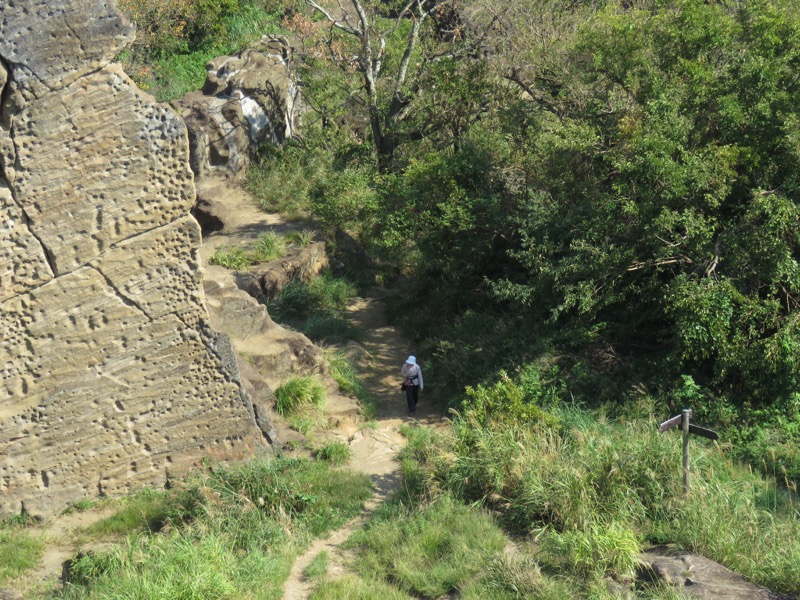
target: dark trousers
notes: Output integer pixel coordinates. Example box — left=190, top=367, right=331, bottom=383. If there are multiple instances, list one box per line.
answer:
left=405, top=385, right=420, bottom=414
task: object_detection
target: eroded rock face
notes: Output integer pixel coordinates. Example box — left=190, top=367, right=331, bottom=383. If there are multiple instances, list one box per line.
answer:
left=0, top=0, right=266, bottom=518
left=175, top=39, right=301, bottom=179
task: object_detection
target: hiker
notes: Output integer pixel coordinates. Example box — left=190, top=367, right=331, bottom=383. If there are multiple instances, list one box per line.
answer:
left=400, top=355, right=424, bottom=416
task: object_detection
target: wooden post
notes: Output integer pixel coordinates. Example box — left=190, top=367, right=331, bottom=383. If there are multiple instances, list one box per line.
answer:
left=682, top=408, right=691, bottom=495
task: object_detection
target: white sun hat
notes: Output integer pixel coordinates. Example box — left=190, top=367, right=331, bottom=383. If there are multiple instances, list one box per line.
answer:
left=406, top=355, right=416, bottom=365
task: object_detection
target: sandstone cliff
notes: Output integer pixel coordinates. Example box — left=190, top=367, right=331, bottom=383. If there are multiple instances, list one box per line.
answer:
left=0, top=0, right=266, bottom=518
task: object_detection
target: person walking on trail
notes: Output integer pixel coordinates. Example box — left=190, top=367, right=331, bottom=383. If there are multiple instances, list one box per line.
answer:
left=400, top=355, right=423, bottom=417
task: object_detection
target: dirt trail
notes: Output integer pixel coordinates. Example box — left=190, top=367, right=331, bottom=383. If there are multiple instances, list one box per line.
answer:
left=281, top=293, right=448, bottom=600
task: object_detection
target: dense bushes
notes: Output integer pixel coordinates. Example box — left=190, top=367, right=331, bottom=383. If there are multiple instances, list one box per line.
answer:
left=398, top=369, right=800, bottom=594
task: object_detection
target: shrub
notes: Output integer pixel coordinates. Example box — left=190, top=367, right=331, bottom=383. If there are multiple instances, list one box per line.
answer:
left=325, top=349, right=377, bottom=419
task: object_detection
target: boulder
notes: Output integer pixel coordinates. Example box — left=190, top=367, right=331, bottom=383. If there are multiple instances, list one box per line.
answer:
left=174, top=38, right=301, bottom=180
left=638, top=546, right=797, bottom=599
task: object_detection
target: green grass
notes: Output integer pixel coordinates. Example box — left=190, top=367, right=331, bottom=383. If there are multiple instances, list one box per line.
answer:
left=85, top=487, right=204, bottom=537
left=275, top=375, right=327, bottom=417
left=208, top=456, right=372, bottom=538
left=397, top=382, right=800, bottom=595
left=208, top=234, right=289, bottom=271
left=121, top=1, right=288, bottom=103
left=270, top=272, right=358, bottom=322
left=208, top=245, right=252, bottom=270
left=0, top=528, right=44, bottom=581
left=268, top=272, right=364, bottom=344
left=286, top=229, right=317, bottom=248
left=254, top=231, right=288, bottom=262
left=57, top=455, right=372, bottom=600
left=304, top=314, right=364, bottom=344
left=246, top=142, right=329, bottom=219
left=302, top=551, right=329, bottom=581
left=309, top=575, right=413, bottom=599
left=349, top=494, right=507, bottom=598
left=315, top=441, right=352, bottom=466
left=325, top=349, right=378, bottom=419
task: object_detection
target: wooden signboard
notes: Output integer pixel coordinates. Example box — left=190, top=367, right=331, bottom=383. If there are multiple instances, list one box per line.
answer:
left=658, top=408, right=719, bottom=494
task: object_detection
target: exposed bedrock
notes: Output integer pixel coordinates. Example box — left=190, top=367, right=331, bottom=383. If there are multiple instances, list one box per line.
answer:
left=174, top=38, right=301, bottom=180
left=0, top=0, right=267, bottom=518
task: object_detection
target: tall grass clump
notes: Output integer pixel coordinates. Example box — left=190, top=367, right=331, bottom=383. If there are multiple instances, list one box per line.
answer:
left=286, top=228, right=317, bottom=248
left=247, top=141, right=332, bottom=219
left=349, top=494, right=506, bottom=598
left=254, top=231, right=287, bottom=262
left=315, top=441, right=352, bottom=466
left=275, top=375, right=326, bottom=416
left=208, top=234, right=288, bottom=271
left=208, top=456, right=372, bottom=538
left=208, top=245, right=251, bottom=270
left=84, top=487, right=204, bottom=537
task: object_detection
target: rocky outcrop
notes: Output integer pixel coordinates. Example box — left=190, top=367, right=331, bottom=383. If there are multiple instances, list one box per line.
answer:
left=0, top=0, right=267, bottom=519
left=638, top=546, right=796, bottom=599
left=175, top=38, right=301, bottom=180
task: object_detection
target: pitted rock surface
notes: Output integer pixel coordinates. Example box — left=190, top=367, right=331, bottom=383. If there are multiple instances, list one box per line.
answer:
left=175, top=39, right=301, bottom=180
left=639, top=546, right=797, bottom=599
left=0, top=0, right=265, bottom=519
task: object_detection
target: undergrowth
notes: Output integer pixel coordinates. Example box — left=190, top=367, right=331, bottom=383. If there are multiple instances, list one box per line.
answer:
left=56, top=455, right=372, bottom=600
left=268, top=271, right=364, bottom=345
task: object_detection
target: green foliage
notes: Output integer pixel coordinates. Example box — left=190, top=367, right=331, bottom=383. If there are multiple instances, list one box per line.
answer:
left=268, top=271, right=364, bottom=344
left=59, top=456, right=370, bottom=599
left=0, top=528, right=44, bottom=581
left=539, top=521, right=640, bottom=580
left=209, top=456, right=372, bottom=537
left=458, top=546, right=577, bottom=600
left=86, top=487, right=205, bottom=537
left=272, top=272, right=357, bottom=321
left=349, top=495, right=507, bottom=598
left=118, top=0, right=288, bottom=101
left=274, top=375, right=326, bottom=416
left=302, top=551, right=329, bottom=581
left=208, top=245, right=252, bottom=270
left=400, top=396, right=800, bottom=594
left=309, top=166, right=379, bottom=239
left=286, top=228, right=317, bottom=248
left=462, top=370, right=561, bottom=429
left=325, top=349, right=377, bottom=419
left=254, top=231, right=288, bottom=262
left=247, top=140, right=332, bottom=219
left=309, top=575, right=413, bottom=600
left=208, top=233, right=288, bottom=270
left=315, top=441, right=352, bottom=466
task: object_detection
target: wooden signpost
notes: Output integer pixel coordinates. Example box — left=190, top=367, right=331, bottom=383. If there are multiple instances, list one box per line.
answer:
left=658, top=409, right=719, bottom=495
